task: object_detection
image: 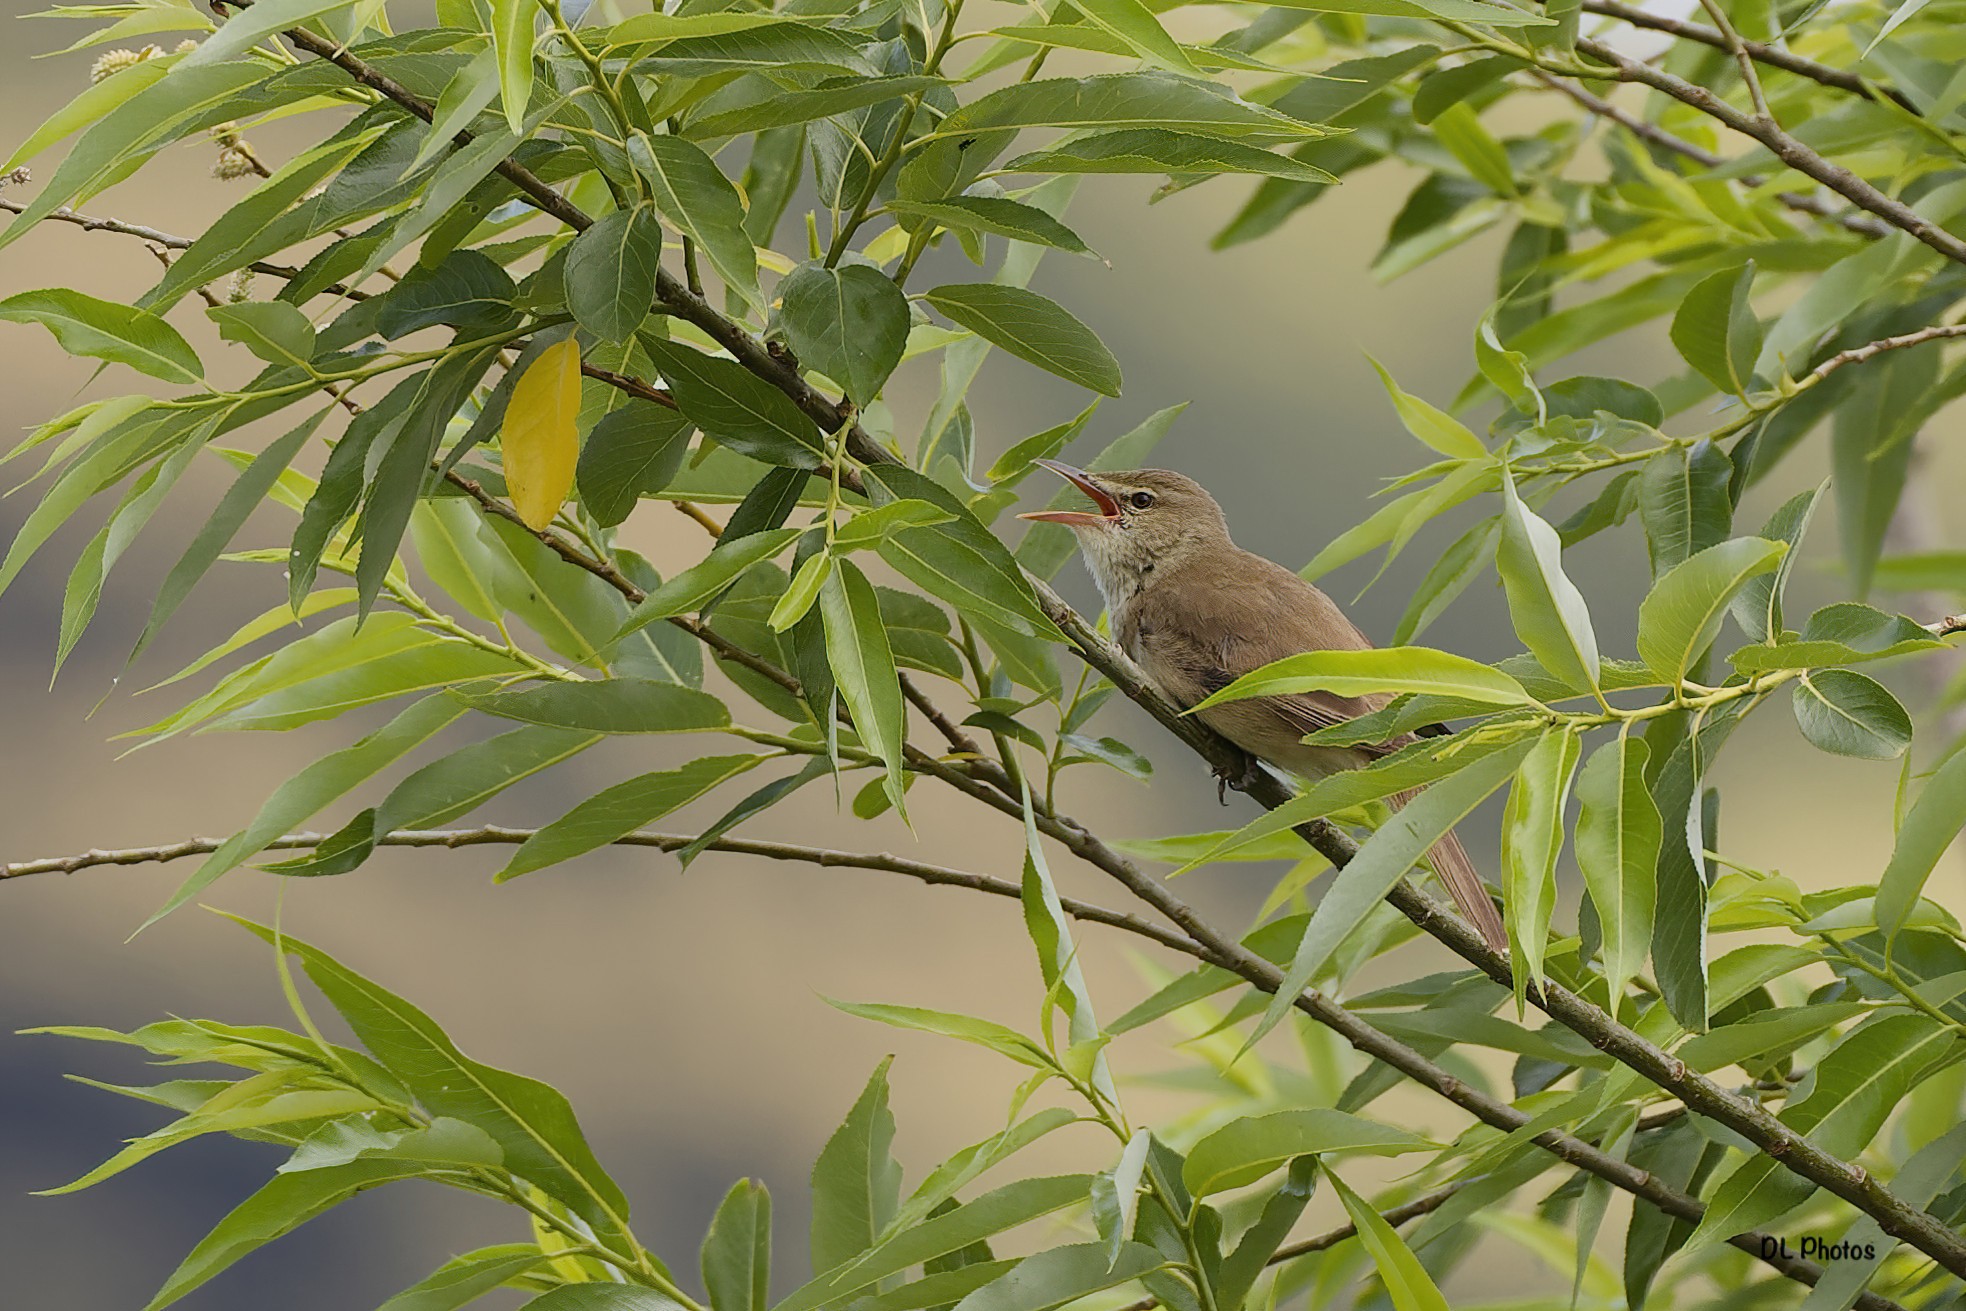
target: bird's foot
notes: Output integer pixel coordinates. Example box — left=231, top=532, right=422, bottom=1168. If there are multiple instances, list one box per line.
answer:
left=1213, top=754, right=1265, bottom=804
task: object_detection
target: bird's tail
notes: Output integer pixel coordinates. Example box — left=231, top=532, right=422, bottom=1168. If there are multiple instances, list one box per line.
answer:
left=1388, top=789, right=1507, bottom=951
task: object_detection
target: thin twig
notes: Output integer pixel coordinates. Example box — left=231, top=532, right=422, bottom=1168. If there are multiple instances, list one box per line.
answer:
left=1693, top=0, right=1772, bottom=122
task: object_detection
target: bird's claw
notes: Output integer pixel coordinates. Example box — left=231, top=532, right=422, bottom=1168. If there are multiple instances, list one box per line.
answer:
left=1212, top=755, right=1263, bottom=804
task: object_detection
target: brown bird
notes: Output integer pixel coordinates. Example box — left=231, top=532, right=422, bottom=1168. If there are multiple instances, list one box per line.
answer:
left=1021, top=460, right=1508, bottom=951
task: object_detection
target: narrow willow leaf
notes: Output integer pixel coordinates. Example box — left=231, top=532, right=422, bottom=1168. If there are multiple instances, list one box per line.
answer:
left=1183, top=1110, right=1436, bottom=1197
left=784, top=1176, right=1093, bottom=1311
left=1019, top=783, right=1116, bottom=1100
left=1501, top=729, right=1580, bottom=1001
left=825, top=1000, right=1049, bottom=1068
left=702, top=1180, right=771, bottom=1311
left=776, top=262, right=912, bottom=405
left=820, top=559, right=908, bottom=815
left=1670, top=262, right=1760, bottom=396
left=1322, top=1166, right=1450, bottom=1311
left=455, top=679, right=730, bottom=733
left=565, top=206, right=663, bottom=343
left=1006, top=129, right=1339, bottom=183
left=1874, top=747, right=1966, bottom=942
left=1216, top=1156, right=1316, bottom=1310
left=577, top=403, right=693, bottom=528
left=687, top=76, right=943, bottom=137
left=927, top=72, right=1323, bottom=144
left=810, top=1058, right=903, bottom=1277
left=145, top=1158, right=426, bottom=1310
left=373, top=725, right=604, bottom=834
left=1091, top=1131, right=1152, bottom=1268
left=1730, top=482, right=1823, bottom=642
left=1190, top=647, right=1533, bottom=712
left=497, top=754, right=762, bottom=880
left=376, top=1246, right=550, bottom=1311
left=887, top=199, right=1096, bottom=258
left=615, top=527, right=803, bottom=637
left=1497, top=475, right=1600, bottom=694
left=503, top=336, right=582, bottom=530
left=228, top=916, right=633, bottom=1243
left=1065, top=0, right=1197, bottom=74
left=1574, top=736, right=1659, bottom=1007
left=1791, top=670, right=1912, bottom=759
left=951, top=1243, right=1165, bottom=1311
left=627, top=131, right=763, bottom=316
left=641, top=337, right=823, bottom=469
left=206, top=301, right=316, bottom=369
left=521, top=1284, right=690, bottom=1309
left=1637, top=440, right=1733, bottom=580
left=1796, top=1120, right=1966, bottom=1310
left=491, top=0, right=537, bottom=133
left=922, top=284, right=1121, bottom=396
left=0, top=288, right=201, bottom=383
left=1635, top=538, right=1785, bottom=683
left=1249, top=736, right=1534, bottom=1048
left=1368, top=357, right=1485, bottom=458
left=129, top=411, right=328, bottom=667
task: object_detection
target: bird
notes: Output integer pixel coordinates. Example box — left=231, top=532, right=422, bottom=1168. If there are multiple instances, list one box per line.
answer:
left=1020, top=459, right=1508, bottom=951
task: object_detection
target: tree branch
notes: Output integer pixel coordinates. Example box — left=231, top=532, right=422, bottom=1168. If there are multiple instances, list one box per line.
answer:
left=1581, top=0, right=1919, bottom=113
left=3, top=822, right=1902, bottom=1309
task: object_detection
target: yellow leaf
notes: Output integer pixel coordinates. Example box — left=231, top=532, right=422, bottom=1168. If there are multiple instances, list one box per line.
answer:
left=503, top=336, right=582, bottom=530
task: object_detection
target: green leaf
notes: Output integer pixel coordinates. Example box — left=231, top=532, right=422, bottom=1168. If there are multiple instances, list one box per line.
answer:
left=455, top=678, right=730, bottom=733
left=784, top=1176, right=1094, bottom=1311
left=207, top=301, right=317, bottom=369
left=628, top=131, right=763, bottom=316
left=1322, top=1166, right=1450, bottom=1311
left=1832, top=348, right=1928, bottom=598
left=887, top=199, right=1095, bottom=259
left=1019, top=783, right=1115, bottom=1100
left=1732, top=483, right=1824, bottom=644
left=279, top=1116, right=503, bottom=1174
left=1215, top=1157, right=1316, bottom=1310
left=375, top=1246, right=550, bottom=1311
left=1413, top=54, right=1521, bottom=124
left=1874, top=747, right=1966, bottom=942
left=1091, top=1131, right=1152, bottom=1268
left=1496, top=475, right=1601, bottom=694
left=833, top=500, right=956, bottom=552
left=1262, top=0, right=1550, bottom=20
left=895, top=1111, right=1080, bottom=1233
left=686, top=76, right=945, bottom=137
left=127, top=411, right=329, bottom=667
left=776, top=262, right=912, bottom=405
left=230, top=916, right=633, bottom=1242
left=146, top=1158, right=427, bottom=1310
left=375, top=249, right=520, bottom=339
left=1430, top=102, right=1517, bottom=197
left=642, top=337, right=823, bottom=469
left=1063, top=0, right=1197, bottom=75
left=497, top=754, right=763, bottom=880
left=825, top=1000, right=1050, bottom=1068
left=521, top=1290, right=688, bottom=1311
left=0, top=288, right=201, bottom=383
left=491, top=0, right=537, bottom=133
left=703, top=1181, right=771, bottom=1311
left=1636, top=538, right=1784, bottom=683
left=926, top=72, right=1322, bottom=144
left=1574, top=736, right=1660, bottom=1007
left=1637, top=440, right=1733, bottom=580
left=565, top=206, right=664, bottom=342
left=1368, top=357, right=1485, bottom=458
left=371, top=725, right=603, bottom=836
left=951, top=1243, right=1165, bottom=1311
left=863, top=465, right=1059, bottom=638
left=1730, top=601, right=1939, bottom=672
left=1182, top=1110, right=1437, bottom=1197
left=577, top=402, right=694, bottom=528
left=1792, top=670, right=1912, bottom=759
left=922, top=284, right=1120, bottom=396
left=1190, top=647, right=1534, bottom=713
left=810, top=1058, right=904, bottom=1277
left=615, top=527, right=802, bottom=637
left=1501, top=728, right=1580, bottom=1001
left=1670, top=262, right=1761, bottom=396
left=1005, top=129, right=1338, bottom=183
left=1247, top=736, right=1535, bottom=1048
left=821, top=559, right=909, bottom=815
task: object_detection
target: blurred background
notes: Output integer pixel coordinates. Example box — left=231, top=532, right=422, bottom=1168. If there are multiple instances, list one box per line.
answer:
left=3, top=5, right=1964, bottom=1308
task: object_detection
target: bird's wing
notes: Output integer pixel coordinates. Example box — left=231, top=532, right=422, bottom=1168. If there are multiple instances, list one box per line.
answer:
left=1139, top=550, right=1409, bottom=755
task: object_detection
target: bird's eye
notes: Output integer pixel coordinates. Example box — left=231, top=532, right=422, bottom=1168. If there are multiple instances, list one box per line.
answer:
left=1129, top=491, right=1155, bottom=510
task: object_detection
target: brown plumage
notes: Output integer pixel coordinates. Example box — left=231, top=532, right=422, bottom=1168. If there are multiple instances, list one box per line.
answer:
left=1022, top=461, right=1508, bottom=951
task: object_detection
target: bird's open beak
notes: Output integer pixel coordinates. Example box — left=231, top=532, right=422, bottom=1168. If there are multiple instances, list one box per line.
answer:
left=1019, top=459, right=1121, bottom=527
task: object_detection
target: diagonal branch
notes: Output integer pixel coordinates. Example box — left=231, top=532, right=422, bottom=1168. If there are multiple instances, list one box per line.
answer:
left=1581, top=0, right=1919, bottom=113
left=1, top=823, right=1904, bottom=1310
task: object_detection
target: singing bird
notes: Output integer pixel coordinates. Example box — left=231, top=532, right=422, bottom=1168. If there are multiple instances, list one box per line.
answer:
left=1022, top=460, right=1508, bottom=951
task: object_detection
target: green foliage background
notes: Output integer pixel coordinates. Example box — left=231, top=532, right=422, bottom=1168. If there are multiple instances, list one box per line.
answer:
left=11, top=2, right=1966, bottom=1311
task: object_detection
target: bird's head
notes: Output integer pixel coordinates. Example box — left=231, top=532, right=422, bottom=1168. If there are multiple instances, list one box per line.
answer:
left=1020, top=461, right=1231, bottom=595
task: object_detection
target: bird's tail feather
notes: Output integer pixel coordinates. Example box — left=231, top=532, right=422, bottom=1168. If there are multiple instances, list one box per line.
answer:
left=1388, top=788, right=1507, bottom=951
